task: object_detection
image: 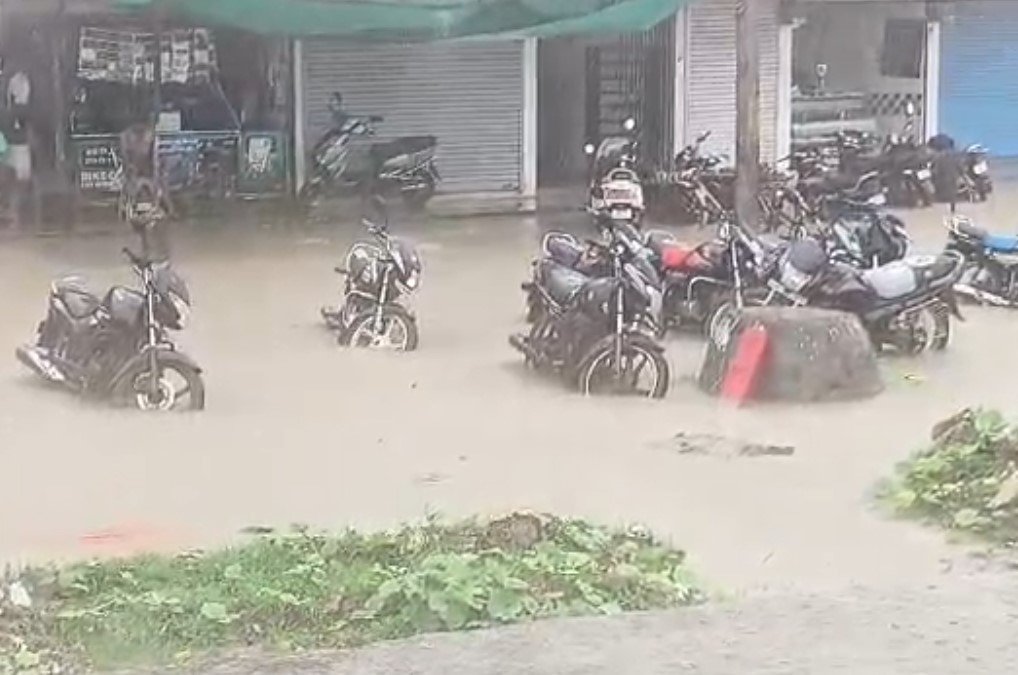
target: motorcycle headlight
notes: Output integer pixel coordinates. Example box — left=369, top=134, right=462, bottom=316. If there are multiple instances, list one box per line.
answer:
left=169, top=291, right=190, bottom=329
left=403, top=268, right=420, bottom=291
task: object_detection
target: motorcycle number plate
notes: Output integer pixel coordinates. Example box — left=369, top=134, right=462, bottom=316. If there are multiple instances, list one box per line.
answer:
left=611, top=207, right=633, bottom=220
left=916, top=169, right=932, bottom=181
left=973, top=161, right=988, bottom=175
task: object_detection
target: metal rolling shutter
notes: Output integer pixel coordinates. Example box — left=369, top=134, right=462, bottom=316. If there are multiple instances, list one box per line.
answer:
left=303, top=40, right=524, bottom=193
left=940, top=1, right=1018, bottom=156
left=687, top=0, right=779, bottom=162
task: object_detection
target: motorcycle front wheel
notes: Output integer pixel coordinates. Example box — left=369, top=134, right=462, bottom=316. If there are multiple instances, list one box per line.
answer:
left=342, top=305, right=419, bottom=352
left=120, top=360, right=205, bottom=412
left=575, top=336, right=669, bottom=399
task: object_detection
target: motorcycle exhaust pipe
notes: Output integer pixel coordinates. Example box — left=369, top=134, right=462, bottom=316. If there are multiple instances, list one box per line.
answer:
left=16, top=345, right=66, bottom=383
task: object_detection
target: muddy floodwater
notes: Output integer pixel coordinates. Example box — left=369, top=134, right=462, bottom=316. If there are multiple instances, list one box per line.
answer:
left=2, top=195, right=1018, bottom=602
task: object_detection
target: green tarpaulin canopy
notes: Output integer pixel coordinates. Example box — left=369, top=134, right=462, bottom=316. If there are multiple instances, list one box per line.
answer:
left=114, top=0, right=689, bottom=39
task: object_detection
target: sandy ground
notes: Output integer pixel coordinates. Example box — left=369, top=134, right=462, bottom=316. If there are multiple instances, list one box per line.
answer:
left=3, top=193, right=1018, bottom=672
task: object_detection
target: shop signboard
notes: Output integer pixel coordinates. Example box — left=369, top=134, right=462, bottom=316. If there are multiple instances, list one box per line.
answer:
left=237, top=131, right=288, bottom=195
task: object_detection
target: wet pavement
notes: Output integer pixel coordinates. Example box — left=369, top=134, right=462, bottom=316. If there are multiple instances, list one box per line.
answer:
left=1, top=193, right=1018, bottom=602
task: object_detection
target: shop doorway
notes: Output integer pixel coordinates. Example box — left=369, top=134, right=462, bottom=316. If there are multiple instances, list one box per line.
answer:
left=537, top=20, right=675, bottom=189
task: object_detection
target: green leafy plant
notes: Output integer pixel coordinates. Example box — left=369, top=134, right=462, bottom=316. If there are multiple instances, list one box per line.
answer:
left=881, top=408, right=1018, bottom=543
left=0, top=513, right=701, bottom=672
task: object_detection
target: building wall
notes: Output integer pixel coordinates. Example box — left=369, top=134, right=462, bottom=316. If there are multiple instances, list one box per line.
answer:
left=793, top=1, right=927, bottom=134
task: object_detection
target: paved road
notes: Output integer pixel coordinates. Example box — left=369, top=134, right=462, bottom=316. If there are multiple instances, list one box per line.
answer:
left=3, top=195, right=1018, bottom=672
left=156, top=568, right=1018, bottom=675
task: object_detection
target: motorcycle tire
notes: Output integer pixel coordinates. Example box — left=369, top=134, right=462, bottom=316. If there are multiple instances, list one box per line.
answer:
left=341, top=305, right=419, bottom=352
left=117, top=359, right=205, bottom=412
left=575, top=335, right=670, bottom=399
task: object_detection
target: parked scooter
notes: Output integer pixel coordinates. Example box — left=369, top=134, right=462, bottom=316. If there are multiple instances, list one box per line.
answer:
left=16, top=212, right=203, bottom=411
left=300, top=92, right=439, bottom=210
left=945, top=214, right=1018, bottom=307
left=321, top=198, right=422, bottom=350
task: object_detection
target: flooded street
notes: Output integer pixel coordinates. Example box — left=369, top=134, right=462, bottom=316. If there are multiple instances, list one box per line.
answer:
left=2, top=195, right=1018, bottom=600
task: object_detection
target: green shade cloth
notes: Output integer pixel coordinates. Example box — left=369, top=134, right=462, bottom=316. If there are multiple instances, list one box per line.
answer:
left=113, top=0, right=690, bottom=39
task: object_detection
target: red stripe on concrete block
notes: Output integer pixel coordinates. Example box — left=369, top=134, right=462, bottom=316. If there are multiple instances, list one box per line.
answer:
left=720, top=324, right=769, bottom=404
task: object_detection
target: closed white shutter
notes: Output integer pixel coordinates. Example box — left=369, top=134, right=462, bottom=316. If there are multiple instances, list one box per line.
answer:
left=687, top=0, right=779, bottom=162
left=303, top=40, right=524, bottom=193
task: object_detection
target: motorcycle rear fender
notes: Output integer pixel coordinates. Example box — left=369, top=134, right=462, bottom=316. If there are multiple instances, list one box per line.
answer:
left=110, top=346, right=203, bottom=392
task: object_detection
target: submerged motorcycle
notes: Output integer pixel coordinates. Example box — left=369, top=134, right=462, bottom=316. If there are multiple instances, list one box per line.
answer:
left=16, top=213, right=203, bottom=411
left=300, top=92, right=439, bottom=210
left=321, top=200, right=422, bottom=351
left=945, top=214, right=1018, bottom=307
left=750, top=237, right=964, bottom=354
left=511, top=216, right=669, bottom=398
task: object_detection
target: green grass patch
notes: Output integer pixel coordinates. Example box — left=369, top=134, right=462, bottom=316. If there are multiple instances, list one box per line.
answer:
left=0, top=513, right=701, bottom=673
left=879, top=408, right=1018, bottom=544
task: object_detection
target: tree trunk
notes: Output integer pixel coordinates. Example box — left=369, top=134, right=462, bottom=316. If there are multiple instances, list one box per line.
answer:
left=699, top=307, right=884, bottom=403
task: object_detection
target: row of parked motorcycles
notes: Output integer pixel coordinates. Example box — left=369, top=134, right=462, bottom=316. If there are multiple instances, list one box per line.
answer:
left=506, top=114, right=1006, bottom=399
left=598, top=102, right=991, bottom=237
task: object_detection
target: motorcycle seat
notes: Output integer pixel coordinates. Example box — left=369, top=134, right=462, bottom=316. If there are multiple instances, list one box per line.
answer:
left=863, top=254, right=959, bottom=300
left=983, top=233, right=1018, bottom=254
left=52, top=276, right=101, bottom=319
left=371, top=136, right=437, bottom=164
left=543, top=234, right=585, bottom=268
left=537, top=260, right=589, bottom=307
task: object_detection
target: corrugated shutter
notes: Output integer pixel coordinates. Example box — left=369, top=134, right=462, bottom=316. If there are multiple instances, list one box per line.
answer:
left=303, top=40, right=524, bottom=193
left=940, top=1, right=1018, bottom=156
left=686, top=0, right=779, bottom=162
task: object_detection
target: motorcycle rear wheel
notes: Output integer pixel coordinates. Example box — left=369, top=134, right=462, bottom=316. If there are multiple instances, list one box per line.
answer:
left=576, top=337, right=669, bottom=399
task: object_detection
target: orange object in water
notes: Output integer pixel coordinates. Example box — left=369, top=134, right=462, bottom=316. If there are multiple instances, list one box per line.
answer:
left=720, top=324, right=769, bottom=404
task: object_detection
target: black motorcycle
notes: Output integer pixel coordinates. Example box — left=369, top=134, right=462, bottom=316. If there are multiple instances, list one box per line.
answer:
left=754, top=237, right=963, bottom=354
left=300, top=92, right=439, bottom=210
left=16, top=225, right=203, bottom=411
left=511, top=217, right=669, bottom=398
left=945, top=215, right=1018, bottom=307
left=819, top=193, right=910, bottom=269
left=321, top=200, right=422, bottom=351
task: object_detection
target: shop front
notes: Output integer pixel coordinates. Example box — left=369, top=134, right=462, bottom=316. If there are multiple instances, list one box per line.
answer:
left=69, top=21, right=291, bottom=203
left=299, top=39, right=526, bottom=197
left=938, top=1, right=1018, bottom=157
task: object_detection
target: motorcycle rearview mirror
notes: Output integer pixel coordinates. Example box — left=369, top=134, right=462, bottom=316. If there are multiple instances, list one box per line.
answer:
left=623, top=117, right=637, bottom=132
